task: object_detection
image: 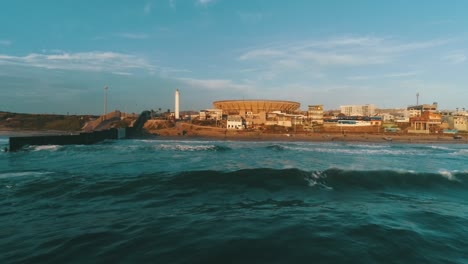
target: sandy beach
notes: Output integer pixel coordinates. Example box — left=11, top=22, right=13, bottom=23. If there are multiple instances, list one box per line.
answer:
left=145, top=123, right=468, bottom=144
left=1, top=125, right=467, bottom=145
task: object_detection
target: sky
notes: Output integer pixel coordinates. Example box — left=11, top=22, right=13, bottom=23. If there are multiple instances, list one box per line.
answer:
left=1, top=0, right=468, bottom=115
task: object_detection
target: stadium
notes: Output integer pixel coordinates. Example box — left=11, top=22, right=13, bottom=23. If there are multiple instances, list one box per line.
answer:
left=213, top=100, right=301, bottom=124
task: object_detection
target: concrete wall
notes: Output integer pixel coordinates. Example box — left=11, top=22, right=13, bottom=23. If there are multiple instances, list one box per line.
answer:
left=9, top=129, right=119, bottom=151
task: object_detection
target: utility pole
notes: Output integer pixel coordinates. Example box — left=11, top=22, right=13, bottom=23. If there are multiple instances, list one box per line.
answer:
left=104, top=85, right=108, bottom=120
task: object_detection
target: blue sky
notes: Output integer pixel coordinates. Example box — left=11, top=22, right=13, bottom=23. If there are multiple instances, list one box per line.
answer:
left=1, top=0, right=467, bottom=114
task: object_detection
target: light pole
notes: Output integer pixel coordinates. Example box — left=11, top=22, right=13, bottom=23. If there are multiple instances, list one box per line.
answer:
left=104, top=85, right=108, bottom=120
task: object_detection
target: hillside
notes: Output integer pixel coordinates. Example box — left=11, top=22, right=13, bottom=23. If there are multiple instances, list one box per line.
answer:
left=0, top=112, right=97, bottom=131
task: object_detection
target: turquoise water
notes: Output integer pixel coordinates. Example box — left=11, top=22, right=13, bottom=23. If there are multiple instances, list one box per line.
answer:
left=1, top=137, right=468, bottom=263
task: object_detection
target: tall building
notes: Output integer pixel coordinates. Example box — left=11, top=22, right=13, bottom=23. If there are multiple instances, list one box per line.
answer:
left=308, top=105, right=324, bottom=124
left=175, top=89, right=180, bottom=120
left=340, top=104, right=376, bottom=117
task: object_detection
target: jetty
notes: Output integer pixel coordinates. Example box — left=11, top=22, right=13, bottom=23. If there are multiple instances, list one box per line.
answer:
left=8, top=111, right=151, bottom=151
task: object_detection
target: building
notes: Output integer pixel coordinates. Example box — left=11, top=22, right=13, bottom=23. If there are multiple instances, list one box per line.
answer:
left=265, top=111, right=305, bottom=127
left=226, top=115, right=245, bottom=129
left=408, top=111, right=442, bottom=134
left=308, top=105, right=324, bottom=124
left=377, top=113, right=395, bottom=122
left=199, top=109, right=223, bottom=121
left=213, top=100, right=300, bottom=127
left=335, top=116, right=381, bottom=127
left=407, top=103, right=438, bottom=118
left=442, top=114, right=468, bottom=132
left=454, top=116, right=468, bottom=131
left=340, top=104, right=376, bottom=117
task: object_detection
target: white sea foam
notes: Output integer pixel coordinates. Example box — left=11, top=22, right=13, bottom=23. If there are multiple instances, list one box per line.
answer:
left=159, top=144, right=220, bottom=151
left=438, top=169, right=459, bottom=182
left=453, top=149, right=468, bottom=156
left=430, top=145, right=452, bottom=151
left=0, top=171, right=53, bottom=179
left=283, top=145, right=414, bottom=156
left=31, top=145, right=60, bottom=152
left=305, top=171, right=333, bottom=190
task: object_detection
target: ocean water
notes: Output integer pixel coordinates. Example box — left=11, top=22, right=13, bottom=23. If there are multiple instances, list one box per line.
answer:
left=1, top=136, right=468, bottom=263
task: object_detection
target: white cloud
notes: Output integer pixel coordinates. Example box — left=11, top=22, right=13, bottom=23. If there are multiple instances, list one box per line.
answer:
left=238, top=36, right=452, bottom=68
left=0, top=51, right=156, bottom=74
left=169, top=0, right=176, bottom=9
left=144, top=2, right=152, bottom=15
left=178, top=77, right=251, bottom=91
left=196, top=0, right=216, bottom=6
left=111, top=71, right=134, bottom=76
left=117, top=33, right=149, bottom=39
left=239, top=49, right=285, bottom=60
left=349, top=71, right=421, bottom=80
left=443, top=51, right=467, bottom=64
left=238, top=12, right=265, bottom=23
left=0, top=40, right=12, bottom=46
left=378, top=38, right=450, bottom=53
left=299, top=51, right=387, bottom=65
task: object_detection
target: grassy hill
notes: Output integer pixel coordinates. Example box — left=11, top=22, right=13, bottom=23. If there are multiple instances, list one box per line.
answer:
left=0, top=112, right=98, bottom=131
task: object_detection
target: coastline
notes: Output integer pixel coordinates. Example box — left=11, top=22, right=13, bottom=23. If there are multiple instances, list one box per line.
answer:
left=1, top=129, right=467, bottom=144
left=144, top=126, right=468, bottom=144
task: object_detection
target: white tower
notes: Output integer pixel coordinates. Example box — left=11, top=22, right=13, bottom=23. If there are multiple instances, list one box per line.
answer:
left=175, top=89, right=180, bottom=119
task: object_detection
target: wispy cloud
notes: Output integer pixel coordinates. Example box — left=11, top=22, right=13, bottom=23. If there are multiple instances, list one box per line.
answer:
left=239, top=49, right=285, bottom=61
left=116, top=33, right=149, bottom=39
left=239, top=36, right=450, bottom=66
left=178, top=77, right=251, bottom=91
left=0, top=51, right=156, bottom=75
left=0, top=40, right=12, bottom=46
left=349, top=71, right=421, bottom=80
left=196, top=0, right=216, bottom=6
left=238, top=12, right=265, bottom=23
left=144, top=2, right=152, bottom=15
left=169, top=0, right=176, bottom=9
left=443, top=51, right=467, bottom=64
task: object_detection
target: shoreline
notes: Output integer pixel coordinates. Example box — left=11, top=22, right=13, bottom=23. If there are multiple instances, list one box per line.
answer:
left=143, top=130, right=468, bottom=144
left=1, top=129, right=467, bottom=145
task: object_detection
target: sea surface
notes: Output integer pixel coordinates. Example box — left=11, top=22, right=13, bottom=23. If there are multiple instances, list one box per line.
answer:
left=1, top=136, right=468, bottom=263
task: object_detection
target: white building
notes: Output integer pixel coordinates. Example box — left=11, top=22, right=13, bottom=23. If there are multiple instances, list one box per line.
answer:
left=378, top=113, right=395, bottom=122
left=227, top=115, right=244, bottom=129
left=340, top=104, right=376, bottom=116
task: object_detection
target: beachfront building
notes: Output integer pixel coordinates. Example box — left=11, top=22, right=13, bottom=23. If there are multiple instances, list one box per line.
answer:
left=226, top=115, right=245, bottom=130
left=442, top=114, right=468, bottom=132
left=265, top=111, right=305, bottom=127
left=454, top=116, right=468, bottom=131
left=377, top=113, right=395, bottom=122
left=408, top=111, right=442, bottom=134
left=335, top=116, right=382, bottom=127
left=340, top=104, right=376, bottom=117
left=407, top=103, right=438, bottom=118
left=308, top=105, right=324, bottom=124
left=199, top=109, right=223, bottom=121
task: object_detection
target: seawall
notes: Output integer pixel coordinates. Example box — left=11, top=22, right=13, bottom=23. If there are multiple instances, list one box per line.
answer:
left=9, top=128, right=126, bottom=151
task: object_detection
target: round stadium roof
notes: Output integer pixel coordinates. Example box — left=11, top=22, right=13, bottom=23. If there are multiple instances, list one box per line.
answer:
left=213, top=100, right=300, bottom=113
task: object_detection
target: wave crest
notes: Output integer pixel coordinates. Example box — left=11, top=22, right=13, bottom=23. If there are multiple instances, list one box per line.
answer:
left=164, top=168, right=468, bottom=191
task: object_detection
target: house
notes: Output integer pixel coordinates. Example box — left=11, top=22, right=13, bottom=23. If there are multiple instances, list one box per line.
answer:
left=226, top=115, right=244, bottom=129
left=408, top=111, right=442, bottom=134
left=199, top=109, right=223, bottom=121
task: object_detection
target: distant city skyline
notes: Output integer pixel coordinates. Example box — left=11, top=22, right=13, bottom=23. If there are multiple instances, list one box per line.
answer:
left=1, top=0, right=468, bottom=114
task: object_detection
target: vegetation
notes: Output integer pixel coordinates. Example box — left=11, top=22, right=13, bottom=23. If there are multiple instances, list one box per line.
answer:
left=0, top=112, right=94, bottom=131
